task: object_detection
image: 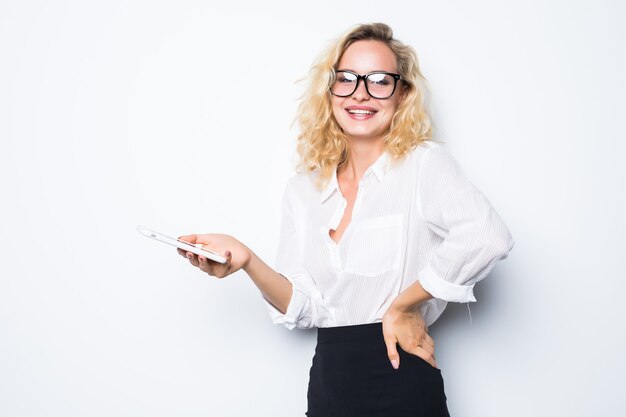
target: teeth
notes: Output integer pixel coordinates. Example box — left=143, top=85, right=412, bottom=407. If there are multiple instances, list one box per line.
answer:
left=348, top=109, right=375, bottom=115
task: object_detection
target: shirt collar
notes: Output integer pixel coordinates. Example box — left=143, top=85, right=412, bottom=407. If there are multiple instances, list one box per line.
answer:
left=319, top=150, right=393, bottom=203
left=370, top=150, right=392, bottom=181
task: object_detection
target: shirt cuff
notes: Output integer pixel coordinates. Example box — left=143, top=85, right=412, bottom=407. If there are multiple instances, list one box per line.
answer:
left=418, top=266, right=477, bottom=303
left=263, top=276, right=309, bottom=330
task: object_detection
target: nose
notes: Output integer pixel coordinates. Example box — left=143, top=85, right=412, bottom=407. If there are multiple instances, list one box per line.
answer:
left=352, top=79, right=370, bottom=101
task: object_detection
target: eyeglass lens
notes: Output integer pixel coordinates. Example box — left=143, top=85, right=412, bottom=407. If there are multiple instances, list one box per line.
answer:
left=331, top=72, right=397, bottom=99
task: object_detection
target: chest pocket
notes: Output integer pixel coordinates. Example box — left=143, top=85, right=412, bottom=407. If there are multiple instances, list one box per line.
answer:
left=344, top=214, right=404, bottom=277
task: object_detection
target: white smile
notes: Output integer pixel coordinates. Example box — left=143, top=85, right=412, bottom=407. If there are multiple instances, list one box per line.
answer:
left=347, top=109, right=376, bottom=115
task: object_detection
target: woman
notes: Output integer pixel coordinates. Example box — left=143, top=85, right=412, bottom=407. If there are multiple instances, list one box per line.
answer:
left=178, top=23, right=515, bottom=417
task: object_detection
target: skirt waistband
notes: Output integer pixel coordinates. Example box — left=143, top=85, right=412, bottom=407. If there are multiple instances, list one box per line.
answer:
left=317, top=322, right=384, bottom=344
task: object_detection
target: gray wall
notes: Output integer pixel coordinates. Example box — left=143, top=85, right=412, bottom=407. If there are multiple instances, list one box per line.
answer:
left=1, top=0, right=624, bottom=416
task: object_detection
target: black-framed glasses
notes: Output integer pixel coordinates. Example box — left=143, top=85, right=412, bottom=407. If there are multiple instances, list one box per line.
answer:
left=330, top=70, right=402, bottom=99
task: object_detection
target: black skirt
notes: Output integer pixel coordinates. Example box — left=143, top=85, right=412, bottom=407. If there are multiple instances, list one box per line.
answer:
left=306, top=322, right=451, bottom=417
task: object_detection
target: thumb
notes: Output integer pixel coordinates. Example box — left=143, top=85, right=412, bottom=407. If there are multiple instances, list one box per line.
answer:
left=178, top=234, right=197, bottom=244
left=383, top=331, right=400, bottom=370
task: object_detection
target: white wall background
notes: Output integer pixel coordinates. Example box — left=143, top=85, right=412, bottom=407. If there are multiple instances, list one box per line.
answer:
left=1, top=0, right=625, bottom=416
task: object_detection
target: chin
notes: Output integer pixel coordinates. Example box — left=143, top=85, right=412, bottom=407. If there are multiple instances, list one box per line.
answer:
left=342, top=126, right=385, bottom=141
left=345, top=133, right=383, bottom=143
left=338, top=118, right=389, bottom=139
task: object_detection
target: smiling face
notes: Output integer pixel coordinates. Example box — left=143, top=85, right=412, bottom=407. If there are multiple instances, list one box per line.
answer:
left=331, top=40, right=404, bottom=144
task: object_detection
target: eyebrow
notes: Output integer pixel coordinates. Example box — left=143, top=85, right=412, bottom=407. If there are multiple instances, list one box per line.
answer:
left=336, top=69, right=398, bottom=74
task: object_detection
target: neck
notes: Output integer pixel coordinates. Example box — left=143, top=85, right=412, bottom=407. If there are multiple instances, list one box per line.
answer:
left=338, top=138, right=385, bottom=182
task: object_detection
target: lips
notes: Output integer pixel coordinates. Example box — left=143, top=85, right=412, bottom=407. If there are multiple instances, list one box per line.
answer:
left=345, top=106, right=377, bottom=120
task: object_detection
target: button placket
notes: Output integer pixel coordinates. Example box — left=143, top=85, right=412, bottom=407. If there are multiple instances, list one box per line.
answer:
left=324, top=172, right=371, bottom=273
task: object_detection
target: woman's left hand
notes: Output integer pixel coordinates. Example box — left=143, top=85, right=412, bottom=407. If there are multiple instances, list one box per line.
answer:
left=382, top=304, right=437, bottom=370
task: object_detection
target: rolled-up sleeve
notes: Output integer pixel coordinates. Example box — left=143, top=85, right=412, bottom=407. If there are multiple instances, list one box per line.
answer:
left=263, top=179, right=333, bottom=329
left=416, top=145, right=515, bottom=303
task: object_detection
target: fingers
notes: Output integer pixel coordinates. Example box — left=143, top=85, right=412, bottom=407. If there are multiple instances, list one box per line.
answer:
left=407, top=331, right=437, bottom=368
left=420, top=335, right=435, bottom=357
left=399, top=331, right=437, bottom=369
left=177, top=236, right=232, bottom=279
left=411, top=345, right=438, bottom=368
left=197, top=255, right=211, bottom=273
left=186, top=252, right=199, bottom=267
left=423, top=332, right=435, bottom=349
left=383, top=331, right=400, bottom=370
left=385, top=336, right=437, bottom=370
left=197, top=250, right=232, bottom=278
left=198, top=255, right=220, bottom=275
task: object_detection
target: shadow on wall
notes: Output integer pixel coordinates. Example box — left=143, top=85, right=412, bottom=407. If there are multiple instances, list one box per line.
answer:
left=272, top=268, right=512, bottom=348
left=431, top=268, right=511, bottom=334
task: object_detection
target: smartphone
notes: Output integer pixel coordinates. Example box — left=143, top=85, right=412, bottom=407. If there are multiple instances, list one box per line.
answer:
left=136, top=225, right=227, bottom=264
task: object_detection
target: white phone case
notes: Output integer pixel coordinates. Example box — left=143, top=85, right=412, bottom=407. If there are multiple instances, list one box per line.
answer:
left=137, top=225, right=227, bottom=264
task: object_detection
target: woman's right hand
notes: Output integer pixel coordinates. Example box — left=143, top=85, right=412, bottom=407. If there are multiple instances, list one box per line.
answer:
left=176, top=233, right=251, bottom=279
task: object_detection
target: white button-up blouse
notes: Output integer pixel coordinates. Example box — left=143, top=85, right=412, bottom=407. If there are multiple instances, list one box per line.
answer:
left=263, top=140, right=515, bottom=329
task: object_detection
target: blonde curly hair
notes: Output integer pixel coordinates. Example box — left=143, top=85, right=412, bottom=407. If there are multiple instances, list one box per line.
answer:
left=295, top=22, right=433, bottom=191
